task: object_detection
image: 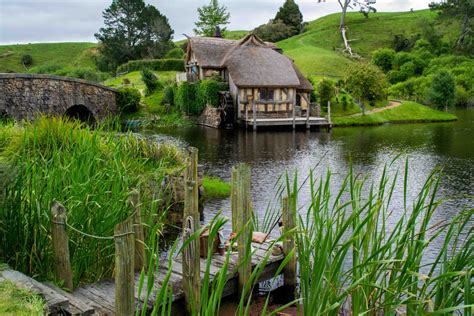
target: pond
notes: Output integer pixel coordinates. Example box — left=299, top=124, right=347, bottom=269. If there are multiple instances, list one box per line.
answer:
left=147, top=109, right=474, bottom=260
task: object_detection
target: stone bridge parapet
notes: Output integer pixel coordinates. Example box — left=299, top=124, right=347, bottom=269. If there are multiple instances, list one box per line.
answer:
left=0, top=73, right=118, bottom=122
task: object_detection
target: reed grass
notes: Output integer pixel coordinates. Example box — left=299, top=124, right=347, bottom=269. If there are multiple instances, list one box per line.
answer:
left=0, top=117, right=184, bottom=285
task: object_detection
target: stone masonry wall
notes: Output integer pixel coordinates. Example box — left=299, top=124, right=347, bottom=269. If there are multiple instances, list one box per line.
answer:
left=197, top=105, right=222, bottom=128
left=0, top=74, right=118, bottom=121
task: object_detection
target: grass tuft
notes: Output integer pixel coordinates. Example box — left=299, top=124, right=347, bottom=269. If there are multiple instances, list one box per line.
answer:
left=202, top=176, right=232, bottom=199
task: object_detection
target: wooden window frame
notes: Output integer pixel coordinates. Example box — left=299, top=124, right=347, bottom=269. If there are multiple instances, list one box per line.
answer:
left=259, top=88, right=275, bottom=101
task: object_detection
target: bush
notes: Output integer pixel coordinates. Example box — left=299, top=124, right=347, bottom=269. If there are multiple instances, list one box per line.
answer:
left=341, top=95, right=349, bottom=111
left=392, top=34, right=420, bottom=52
left=388, top=76, right=431, bottom=103
left=393, top=52, right=413, bottom=69
left=165, top=48, right=185, bottom=59
left=161, top=84, right=175, bottom=106
left=21, top=54, right=33, bottom=67
left=344, top=62, right=388, bottom=103
left=117, top=59, right=185, bottom=73
left=372, top=48, right=395, bottom=73
left=196, top=79, right=229, bottom=109
left=141, top=69, right=159, bottom=95
left=317, top=79, right=334, bottom=108
left=175, top=82, right=198, bottom=114
left=116, top=87, right=141, bottom=113
left=253, top=20, right=296, bottom=42
left=428, top=70, right=456, bottom=110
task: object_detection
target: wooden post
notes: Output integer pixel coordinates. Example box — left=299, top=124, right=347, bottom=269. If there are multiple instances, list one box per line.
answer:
left=252, top=100, right=257, bottom=131
left=231, top=167, right=238, bottom=234
left=115, top=219, right=135, bottom=316
left=129, top=190, right=145, bottom=271
left=306, top=102, right=310, bottom=129
left=50, top=201, right=73, bottom=291
left=182, top=147, right=201, bottom=315
left=245, top=102, right=249, bottom=125
left=282, top=196, right=297, bottom=298
left=327, top=100, right=331, bottom=123
left=232, top=163, right=253, bottom=299
left=292, top=92, right=296, bottom=130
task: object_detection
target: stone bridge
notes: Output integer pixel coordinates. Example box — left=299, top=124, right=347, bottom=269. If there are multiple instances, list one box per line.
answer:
left=0, top=73, right=118, bottom=123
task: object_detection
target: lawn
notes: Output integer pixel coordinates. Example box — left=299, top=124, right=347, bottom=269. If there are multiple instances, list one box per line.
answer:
left=0, top=279, right=44, bottom=315
left=333, top=101, right=457, bottom=126
left=103, top=70, right=179, bottom=94
left=0, top=42, right=97, bottom=73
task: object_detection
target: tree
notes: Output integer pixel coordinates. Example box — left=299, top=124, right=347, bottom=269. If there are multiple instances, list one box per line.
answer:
left=194, top=0, right=230, bottom=37
left=95, top=0, right=174, bottom=71
left=344, top=62, right=387, bottom=105
left=254, top=20, right=295, bottom=42
left=372, top=48, right=395, bottom=73
left=317, top=0, right=376, bottom=57
left=430, top=0, right=473, bottom=53
left=317, top=79, right=335, bottom=109
left=21, top=54, right=33, bottom=69
left=141, top=69, right=159, bottom=95
left=275, top=0, right=304, bottom=34
left=429, top=70, right=456, bottom=111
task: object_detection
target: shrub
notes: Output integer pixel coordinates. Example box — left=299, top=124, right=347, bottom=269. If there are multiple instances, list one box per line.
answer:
left=116, top=87, right=141, bottom=113
left=21, top=54, right=33, bottom=67
left=393, top=52, right=413, bottom=69
left=165, top=48, right=185, bottom=59
left=392, top=34, right=419, bottom=52
left=196, top=79, right=229, bottom=109
left=175, top=82, right=198, bottom=114
left=428, top=70, right=456, bottom=110
left=399, top=61, right=416, bottom=79
left=141, top=69, right=159, bottom=95
left=117, top=59, right=185, bottom=73
left=344, top=62, right=388, bottom=103
left=388, top=76, right=431, bottom=103
left=253, top=20, right=296, bottom=42
left=341, top=95, right=348, bottom=111
left=317, top=79, right=334, bottom=108
left=371, top=48, right=395, bottom=73
left=161, top=84, right=175, bottom=106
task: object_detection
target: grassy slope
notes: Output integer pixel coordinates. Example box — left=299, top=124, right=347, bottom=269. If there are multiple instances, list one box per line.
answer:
left=333, top=101, right=457, bottom=126
left=278, top=10, right=446, bottom=77
left=0, top=42, right=97, bottom=73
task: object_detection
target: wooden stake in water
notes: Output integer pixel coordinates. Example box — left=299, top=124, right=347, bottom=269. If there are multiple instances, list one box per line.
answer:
left=183, top=147, right=201, bottom=314
left=50, top=201, right=73, bottom=291
left=232, top=163, right=253, bottom=298
left=114, top=219, right=135, bottom=316
left=282, top=195, right=297, bottom=298
left=128, top=190, right=145, bottom=271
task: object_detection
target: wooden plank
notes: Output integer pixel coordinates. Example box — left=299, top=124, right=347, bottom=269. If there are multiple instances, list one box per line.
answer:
left=74, top=284, right=115, bottom=316
left=44, top=282, right=94, bottom=316
left=1, top=269, right=69, bottom=314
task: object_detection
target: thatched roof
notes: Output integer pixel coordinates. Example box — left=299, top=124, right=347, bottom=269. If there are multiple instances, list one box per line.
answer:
left=187, top=34, right=313, bottom=90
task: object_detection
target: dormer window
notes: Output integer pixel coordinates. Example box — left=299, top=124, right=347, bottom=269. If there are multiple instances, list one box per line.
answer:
left=259, top=88, right=274, bottom=101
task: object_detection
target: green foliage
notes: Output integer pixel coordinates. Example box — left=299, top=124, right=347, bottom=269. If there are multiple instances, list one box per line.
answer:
left=254, top=20, right=295, bottom=42
left=117, top=87, right=141, bottom=113
left=175, top=82, right=198, bottom=114
left=392, top=33, right=420, bottom=52
left=196, top=79, right=229, bottom=109
left=0, top=117, right=184, bottom=284
left=429, top=70, right=457, bottom=109
left=165, top=47, right=185, bottom=59
left=344, top=62, right=388, bottom=103
left=372, top=48, right=396, bottom=72
left=161, top=84, right=175, bottom=106
left=20, top=54, right=33, bottom=67
left=388, top=76, right=432, bottom=103
left=116, top=58, right=184, bottom=73
left=141, top=69, right=159, bottom=95
left=95, top=0, right=174, bottom=71
left=317, top=78, right=334, bottom=108
left=202, top=176, right=231, bottom=199
left=274, top=0, right=304, bottom=34
left=341, top=95, right=349, bottom=111
left=194, top=0, right=230, bottom=37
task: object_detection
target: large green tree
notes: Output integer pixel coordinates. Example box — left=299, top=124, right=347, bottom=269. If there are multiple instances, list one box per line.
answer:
left=194, top=0, right=230, bottom=37
left=95, top=0, right=174, bottom=71
left=344, top=62, right=387, bottom=106
left=429, top=70, right=456, bottom=111
left=275, top=0, right=304, bottom=34
left=430, top=0, right=473, bottom=54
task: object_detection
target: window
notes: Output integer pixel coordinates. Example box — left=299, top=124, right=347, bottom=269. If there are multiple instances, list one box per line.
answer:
left=259, top=88, right=274, bottom=101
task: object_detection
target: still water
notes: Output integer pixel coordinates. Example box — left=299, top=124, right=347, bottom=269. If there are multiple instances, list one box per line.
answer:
left=149, top=109, right=473, bottom=257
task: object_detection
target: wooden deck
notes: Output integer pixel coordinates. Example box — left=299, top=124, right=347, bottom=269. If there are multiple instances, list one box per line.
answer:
left=240, top=116, right=331, bottom=128
left=1, top=240, right=283, bottom=315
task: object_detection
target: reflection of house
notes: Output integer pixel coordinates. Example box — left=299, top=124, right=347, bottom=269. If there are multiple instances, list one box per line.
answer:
left=184, top=33, right=331, bottom=130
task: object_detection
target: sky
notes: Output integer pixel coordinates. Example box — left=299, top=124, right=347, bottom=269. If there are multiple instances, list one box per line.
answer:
left=0, top=0, right=436, bottom=45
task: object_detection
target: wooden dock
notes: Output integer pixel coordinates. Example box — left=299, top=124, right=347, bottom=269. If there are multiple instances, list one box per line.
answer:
left=0, top=240, right=283, bottom=315
left=240, top=116, right=332, bottom=129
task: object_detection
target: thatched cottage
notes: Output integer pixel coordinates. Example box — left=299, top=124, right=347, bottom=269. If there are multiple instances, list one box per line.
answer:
left=185, top=34, right=315, bottom=125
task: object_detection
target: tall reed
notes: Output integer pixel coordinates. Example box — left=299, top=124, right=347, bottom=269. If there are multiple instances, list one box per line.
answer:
left=0, top=117, right=184, bottom=285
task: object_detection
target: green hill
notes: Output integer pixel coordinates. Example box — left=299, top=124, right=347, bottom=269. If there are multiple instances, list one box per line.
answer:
left=278, top=9, right=456, bottom=77
left=0, top=42, right=97, bottom=73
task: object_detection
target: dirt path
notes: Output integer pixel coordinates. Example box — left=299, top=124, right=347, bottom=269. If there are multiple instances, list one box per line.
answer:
left=349, top=101, right=402, bottom=117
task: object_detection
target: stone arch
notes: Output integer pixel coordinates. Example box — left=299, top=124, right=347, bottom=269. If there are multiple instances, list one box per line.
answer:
left=64, top=105, right=96, bottom=124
